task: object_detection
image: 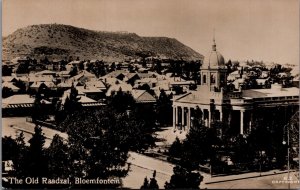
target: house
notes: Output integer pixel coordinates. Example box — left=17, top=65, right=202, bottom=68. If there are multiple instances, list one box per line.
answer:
left=30, top=81, right=56, bottom=91
left=131, top=89, right=156, bottom=104
left=172, top=39, right=299, bottom=135
left=61, top=89, right=104, bottom=108
left=2, top=82, right=20, bottom=92
left=105, top=80, right=133, bottom=97
left=76, top=85, right=104, bottom=101
left=2, top=94, right=51, bottom=116
left=34, top=70, right=57, bottom=77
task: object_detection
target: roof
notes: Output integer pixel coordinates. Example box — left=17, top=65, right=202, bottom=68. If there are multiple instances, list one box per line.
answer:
left=27, top=75, right=54, bottom=82
left=106, top=81, right=133, bottom=96
left=2, top=76, right=17, bottom=82
left=35, top=70, right=57, bottom=76
left=76, top=86, right=102, bottom=93
left=105, top=70, right=128, bottom=78
left=78, top=95, right=97, bottom=103
left=131, top=90, right=156, bottom=103
left=30, top=81, right=56, bottom=88
left=68, top=60, right=81, bottom=65
left=2, top=82, right=20, bottom=91
left=242, top=87, right=299, bottom=98
left=85, top=80, right=106, bottom=90
left=2, top=94, right=50, bottom=108
left=202, top=40, right=226, bottom=69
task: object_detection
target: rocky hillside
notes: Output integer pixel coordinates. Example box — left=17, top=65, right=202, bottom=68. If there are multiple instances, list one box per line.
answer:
left=3, top=24, right=203, bottom=62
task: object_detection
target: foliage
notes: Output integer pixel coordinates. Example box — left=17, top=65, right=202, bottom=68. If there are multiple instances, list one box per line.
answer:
left=63, top=85, right=82, bottom=114
left=2, top=136, right=18, bottom=161
left=2, top=87, right=14, bottom=98
left=140, top=171, right=159, bottom=189
left=164, top=166, right=203, bottom=189
left=108, top=89, right=135, bottom=113
left=156, top=89, right=172, bottom=126
left=26, top=125, right=48, bottom=177
left=31, top=93, right=48, bottom=121
left=69, top=66, right=78, bottom=77
left=2, top=65, right=12, bottom=76
left=168, top=137, right=183, bottom=158
left=47, top=134, right=69, bottom=178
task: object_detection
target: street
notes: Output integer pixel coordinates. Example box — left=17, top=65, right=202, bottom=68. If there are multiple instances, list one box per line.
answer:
left=2, top=117, right=299, bottom=189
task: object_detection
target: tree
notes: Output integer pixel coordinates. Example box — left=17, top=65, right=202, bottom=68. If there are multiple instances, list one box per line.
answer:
left=140, top=171, right=159, bottom=189
left=32, top=93, right=48, bottom=122
left=156, top=89, right=172, bottom=126
left=63, top=85, right=82, bottom=115
left=180, top=124, right=220, bottom=168
left=168, top=137, right=183, bottom=158
left=26, top=125, right=48, bottom=178
left=2, top=136, right=18, bottom=161
left=78, top=61, right=84, bottom=70
left=2, top=65, right=12, bottom=76
left=47, top=134, right=69, bottom=179
left=2, top=87, right=14, bottom=98
left=69, top=66, right=78, bottom=77
left=109, top=88, right=135, bottom=113
left=14, top=80, right=27, bottom=93
left=149, top=170, right=159, bottom=189
left=140, top=177, right=149, bottom=189
left=58, top=107, right=155, bottom=188
left=164, top=166, right=203, bottom=189
left=10, top=132, right=28, bottom=178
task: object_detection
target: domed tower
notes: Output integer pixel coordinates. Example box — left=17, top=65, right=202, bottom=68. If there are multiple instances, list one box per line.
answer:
left=200, top=37, right=227, bottom=91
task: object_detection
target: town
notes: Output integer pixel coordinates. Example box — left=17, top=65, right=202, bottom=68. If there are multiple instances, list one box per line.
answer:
left=2, top=37, right=299, bottom=189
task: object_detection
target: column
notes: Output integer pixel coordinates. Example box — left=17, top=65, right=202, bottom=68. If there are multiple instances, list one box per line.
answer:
left=175, top=107, right=179, bottom=129
left=228, top=111, right=232, bottom=127
left=187, top=108, right=191, bottom=131
left=181, top=107, right=185, bottom=130
left=220, top=109, right=223, bottom=122
left=208, top=109, right=211, bottom=128
left=173, top=107, right=176, bottom=128
left=240, top=110, right=245, bottom=135
left=249, top=111, right=253, bottom=133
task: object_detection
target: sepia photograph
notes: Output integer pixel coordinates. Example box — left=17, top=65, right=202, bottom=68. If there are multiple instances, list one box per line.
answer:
left=2, top=0, right=300, bottom=189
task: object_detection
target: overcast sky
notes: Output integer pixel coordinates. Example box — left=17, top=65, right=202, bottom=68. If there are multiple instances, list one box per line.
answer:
left=3, top=0, right=299, bottom=65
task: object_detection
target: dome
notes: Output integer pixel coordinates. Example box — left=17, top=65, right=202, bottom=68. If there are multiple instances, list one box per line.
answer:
left=202, top=39, right=226, bottom=69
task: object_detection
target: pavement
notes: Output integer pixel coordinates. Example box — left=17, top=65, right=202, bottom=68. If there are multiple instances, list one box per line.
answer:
left=125, top=151, right=300, bottom=189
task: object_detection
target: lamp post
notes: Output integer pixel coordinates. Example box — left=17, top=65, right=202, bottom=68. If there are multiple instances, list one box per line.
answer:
left=282, top=124, right=290, bottom=190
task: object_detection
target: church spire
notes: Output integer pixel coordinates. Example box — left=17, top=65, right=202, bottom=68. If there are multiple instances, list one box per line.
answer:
left=212, top=29, right=217, bottom=51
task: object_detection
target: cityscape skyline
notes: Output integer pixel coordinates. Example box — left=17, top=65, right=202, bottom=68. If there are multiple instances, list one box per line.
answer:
left=3, top=0, right=299, bottom=65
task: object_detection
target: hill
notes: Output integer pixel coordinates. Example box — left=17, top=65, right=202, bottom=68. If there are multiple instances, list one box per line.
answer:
left=2, top=24, right=203, bottom=62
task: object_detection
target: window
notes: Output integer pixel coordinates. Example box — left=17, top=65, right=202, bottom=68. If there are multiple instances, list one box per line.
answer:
left=210, top=73, right=216, bottom=84
left=203, top=75, right=206, bottom=84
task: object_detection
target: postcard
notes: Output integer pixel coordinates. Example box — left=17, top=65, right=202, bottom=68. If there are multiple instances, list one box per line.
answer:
left=2, top=0, right=299, bottom=189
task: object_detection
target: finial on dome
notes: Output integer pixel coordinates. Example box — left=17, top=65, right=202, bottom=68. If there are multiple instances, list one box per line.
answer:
left=212, top=29, right=217, bottom=51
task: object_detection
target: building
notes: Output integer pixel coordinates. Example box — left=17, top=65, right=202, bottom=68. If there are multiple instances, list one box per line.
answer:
left=172, top=39, right=299, bottom=134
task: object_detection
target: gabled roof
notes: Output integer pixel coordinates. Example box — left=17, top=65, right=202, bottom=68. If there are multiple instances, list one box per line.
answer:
left=2, top=76, right=18, bottom=82
left=85, top=80, right=106, bottom=90
left=131, top=90, right=156, bottom=103
left=106, top=81, right=133, bottom=96
left=105, top=70, right=128, bottom=78
left=2, top=82, right=20, bottom=91
left=30, top=81, right=56, bottom=88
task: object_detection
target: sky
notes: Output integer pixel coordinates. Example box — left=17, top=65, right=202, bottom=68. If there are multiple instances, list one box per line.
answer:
left=3, top=0, right=299, bottom=65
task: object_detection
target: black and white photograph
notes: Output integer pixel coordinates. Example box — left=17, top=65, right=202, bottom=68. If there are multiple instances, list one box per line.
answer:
left=2, top=0, right=300, bottom=189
